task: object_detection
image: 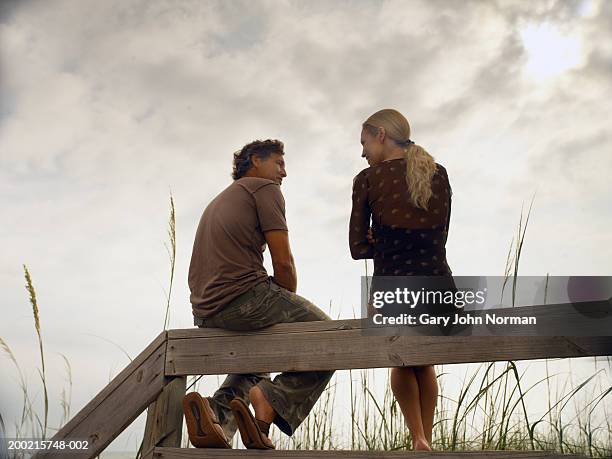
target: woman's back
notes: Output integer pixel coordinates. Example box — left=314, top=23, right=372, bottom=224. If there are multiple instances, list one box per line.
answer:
left=349, top=158, right=453, bottom=276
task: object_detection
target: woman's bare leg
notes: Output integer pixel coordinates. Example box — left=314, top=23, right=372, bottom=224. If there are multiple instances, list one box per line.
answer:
left=390, top=367, right=431, bottom=451
left=414, top=365, right=438, bottom=446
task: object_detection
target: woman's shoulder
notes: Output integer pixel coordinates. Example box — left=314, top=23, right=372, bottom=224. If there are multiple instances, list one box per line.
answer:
left=434, top=162, right=451, bottom=181
left=352, top=165, right=372, bottom=185
left=433, top=162, right=452, bottom=197
left=354, top=158, right=406, bottom=177
left=435, top=162, right=448, bottom=174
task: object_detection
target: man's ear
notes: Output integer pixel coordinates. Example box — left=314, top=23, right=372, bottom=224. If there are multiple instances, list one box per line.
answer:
left=250, top=155, right=261, bottom=169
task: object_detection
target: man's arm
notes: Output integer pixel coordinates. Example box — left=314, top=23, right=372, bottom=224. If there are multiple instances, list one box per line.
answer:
left=265, top=229, right=297, bottom=292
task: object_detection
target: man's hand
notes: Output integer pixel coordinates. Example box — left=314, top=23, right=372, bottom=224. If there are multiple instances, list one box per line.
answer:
left=264, top=230, right=297, bottom=292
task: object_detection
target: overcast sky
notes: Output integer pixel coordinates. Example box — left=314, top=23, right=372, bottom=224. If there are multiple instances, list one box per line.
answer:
left=1, top=0, right=610, bottom=453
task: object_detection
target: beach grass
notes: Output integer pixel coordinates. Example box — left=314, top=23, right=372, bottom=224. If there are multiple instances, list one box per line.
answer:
left=163, top=192, right=176, bottom=331
left=266, top=362, right=611, bottom=457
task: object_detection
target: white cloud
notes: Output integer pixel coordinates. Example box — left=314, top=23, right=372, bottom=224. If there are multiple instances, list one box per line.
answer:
left=1, top=0, right=611, bottom=451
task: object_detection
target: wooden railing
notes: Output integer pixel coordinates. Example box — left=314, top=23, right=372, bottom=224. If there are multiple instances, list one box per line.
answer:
left=35, top=300, right=612, bottom=459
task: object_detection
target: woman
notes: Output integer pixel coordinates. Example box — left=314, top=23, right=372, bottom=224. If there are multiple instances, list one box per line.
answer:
left=349, top=108, right=455, bottom=451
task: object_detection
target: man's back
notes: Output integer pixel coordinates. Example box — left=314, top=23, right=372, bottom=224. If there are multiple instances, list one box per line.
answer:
left=184, top=140, right=333, bottom=451
left=189, top=177, right=288, bottom=318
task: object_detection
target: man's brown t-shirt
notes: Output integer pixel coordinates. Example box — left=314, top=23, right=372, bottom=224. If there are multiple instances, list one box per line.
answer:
left=189, top=177, right=288, bottom=318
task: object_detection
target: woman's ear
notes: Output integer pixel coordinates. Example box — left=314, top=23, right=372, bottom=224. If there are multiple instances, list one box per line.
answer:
left=377, top=127, right=386, bottom=143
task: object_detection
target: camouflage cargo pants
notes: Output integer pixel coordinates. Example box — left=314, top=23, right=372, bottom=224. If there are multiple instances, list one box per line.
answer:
left=194, top=278, right=334, bottom=440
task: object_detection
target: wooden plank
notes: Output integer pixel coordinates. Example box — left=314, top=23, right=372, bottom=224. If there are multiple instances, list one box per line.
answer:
left=167, top=330, right=612, bottom=375
left=141, top=376, right=187, bottom=452
left=55, top=331, right=166, bottom=435
left=168, top=319, right=361, bottom=340
left=169, top=300, right=611, bottom=340
left=36, top=332, right=168, bottom=459
left=150, top=447, right=587, bottom=458
left=166, top=303, right=612, bottom=375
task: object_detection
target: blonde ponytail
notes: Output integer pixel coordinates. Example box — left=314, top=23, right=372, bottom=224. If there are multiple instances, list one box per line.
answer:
left=363, top=108, right=437, bottom=210
left=404, top=143, right=437, bottom=210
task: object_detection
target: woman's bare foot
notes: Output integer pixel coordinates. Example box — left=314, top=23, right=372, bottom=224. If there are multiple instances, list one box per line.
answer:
left=413, top=437, right=432, bottom=451
left=248, top=385, right=275, bottom=448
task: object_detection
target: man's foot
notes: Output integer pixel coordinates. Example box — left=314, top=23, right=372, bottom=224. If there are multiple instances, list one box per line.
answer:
left=249, top=385, right=276, bottom=424
left=182, top=392, right=231, bottom=448
left=247, top=385, right=275, bottom=448
left=230, top=397, right=275, bottom=449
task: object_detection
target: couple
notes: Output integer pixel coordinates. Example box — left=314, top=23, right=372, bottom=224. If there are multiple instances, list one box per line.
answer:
left=184, top=108, right=454, bottom=451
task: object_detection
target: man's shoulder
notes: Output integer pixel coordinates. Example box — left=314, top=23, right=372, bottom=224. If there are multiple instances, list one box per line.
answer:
left=235, top=177, right=281, bottom=195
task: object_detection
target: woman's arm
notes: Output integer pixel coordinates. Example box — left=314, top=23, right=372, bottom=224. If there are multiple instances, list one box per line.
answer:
left=445, top=194, right=452, bottom=234
left=349, top=172, right=374, bottom=259
left=444, top=171, right=452, bottom=234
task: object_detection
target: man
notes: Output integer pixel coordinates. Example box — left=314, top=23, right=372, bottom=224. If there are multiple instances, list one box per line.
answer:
left=185, top=139, right=333, bottom=450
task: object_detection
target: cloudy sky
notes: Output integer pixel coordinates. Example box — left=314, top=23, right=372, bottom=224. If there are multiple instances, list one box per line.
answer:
left=1, top=0, right=610, bottom=452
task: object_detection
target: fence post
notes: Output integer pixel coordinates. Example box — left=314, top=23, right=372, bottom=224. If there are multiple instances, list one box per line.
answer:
left=141, top=376, right=187, bottom=453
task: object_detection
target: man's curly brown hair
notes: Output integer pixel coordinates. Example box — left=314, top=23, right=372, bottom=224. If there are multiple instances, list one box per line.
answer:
left=232, top=139, right=284, bottom=180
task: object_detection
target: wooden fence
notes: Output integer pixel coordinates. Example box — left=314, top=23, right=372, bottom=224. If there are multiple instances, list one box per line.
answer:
left=34, top=300, right=612, bottom=459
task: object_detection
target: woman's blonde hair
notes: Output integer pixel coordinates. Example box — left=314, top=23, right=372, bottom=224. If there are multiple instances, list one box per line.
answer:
left=363, top=108, right=437, bottom=210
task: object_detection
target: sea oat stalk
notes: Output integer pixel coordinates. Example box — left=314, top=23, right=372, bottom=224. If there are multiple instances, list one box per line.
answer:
left=23, top=264, right=48, bottom=440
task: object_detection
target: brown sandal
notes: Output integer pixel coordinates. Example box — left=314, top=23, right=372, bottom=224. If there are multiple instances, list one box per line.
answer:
left=183, top=392, right=231, bottom=448
left=230, top=398, right=275, bottom=449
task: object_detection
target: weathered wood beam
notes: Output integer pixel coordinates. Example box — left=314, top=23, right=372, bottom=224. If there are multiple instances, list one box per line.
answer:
left=166, top=302, right=612, bottom=376
left=36, top=331, right=168, bottom=459
left=149, top=446, right=587, bottom=458
left=142, top=376, right=187, bottom=452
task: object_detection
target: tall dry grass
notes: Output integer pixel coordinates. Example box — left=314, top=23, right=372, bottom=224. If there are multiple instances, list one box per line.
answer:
left=163, top=192, right=176, bottom=331
left=1, top=266, right=72, bottom=458
left=266, top=361, right=610, bottom=457
left=23, top=265, right=49, bottom=440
